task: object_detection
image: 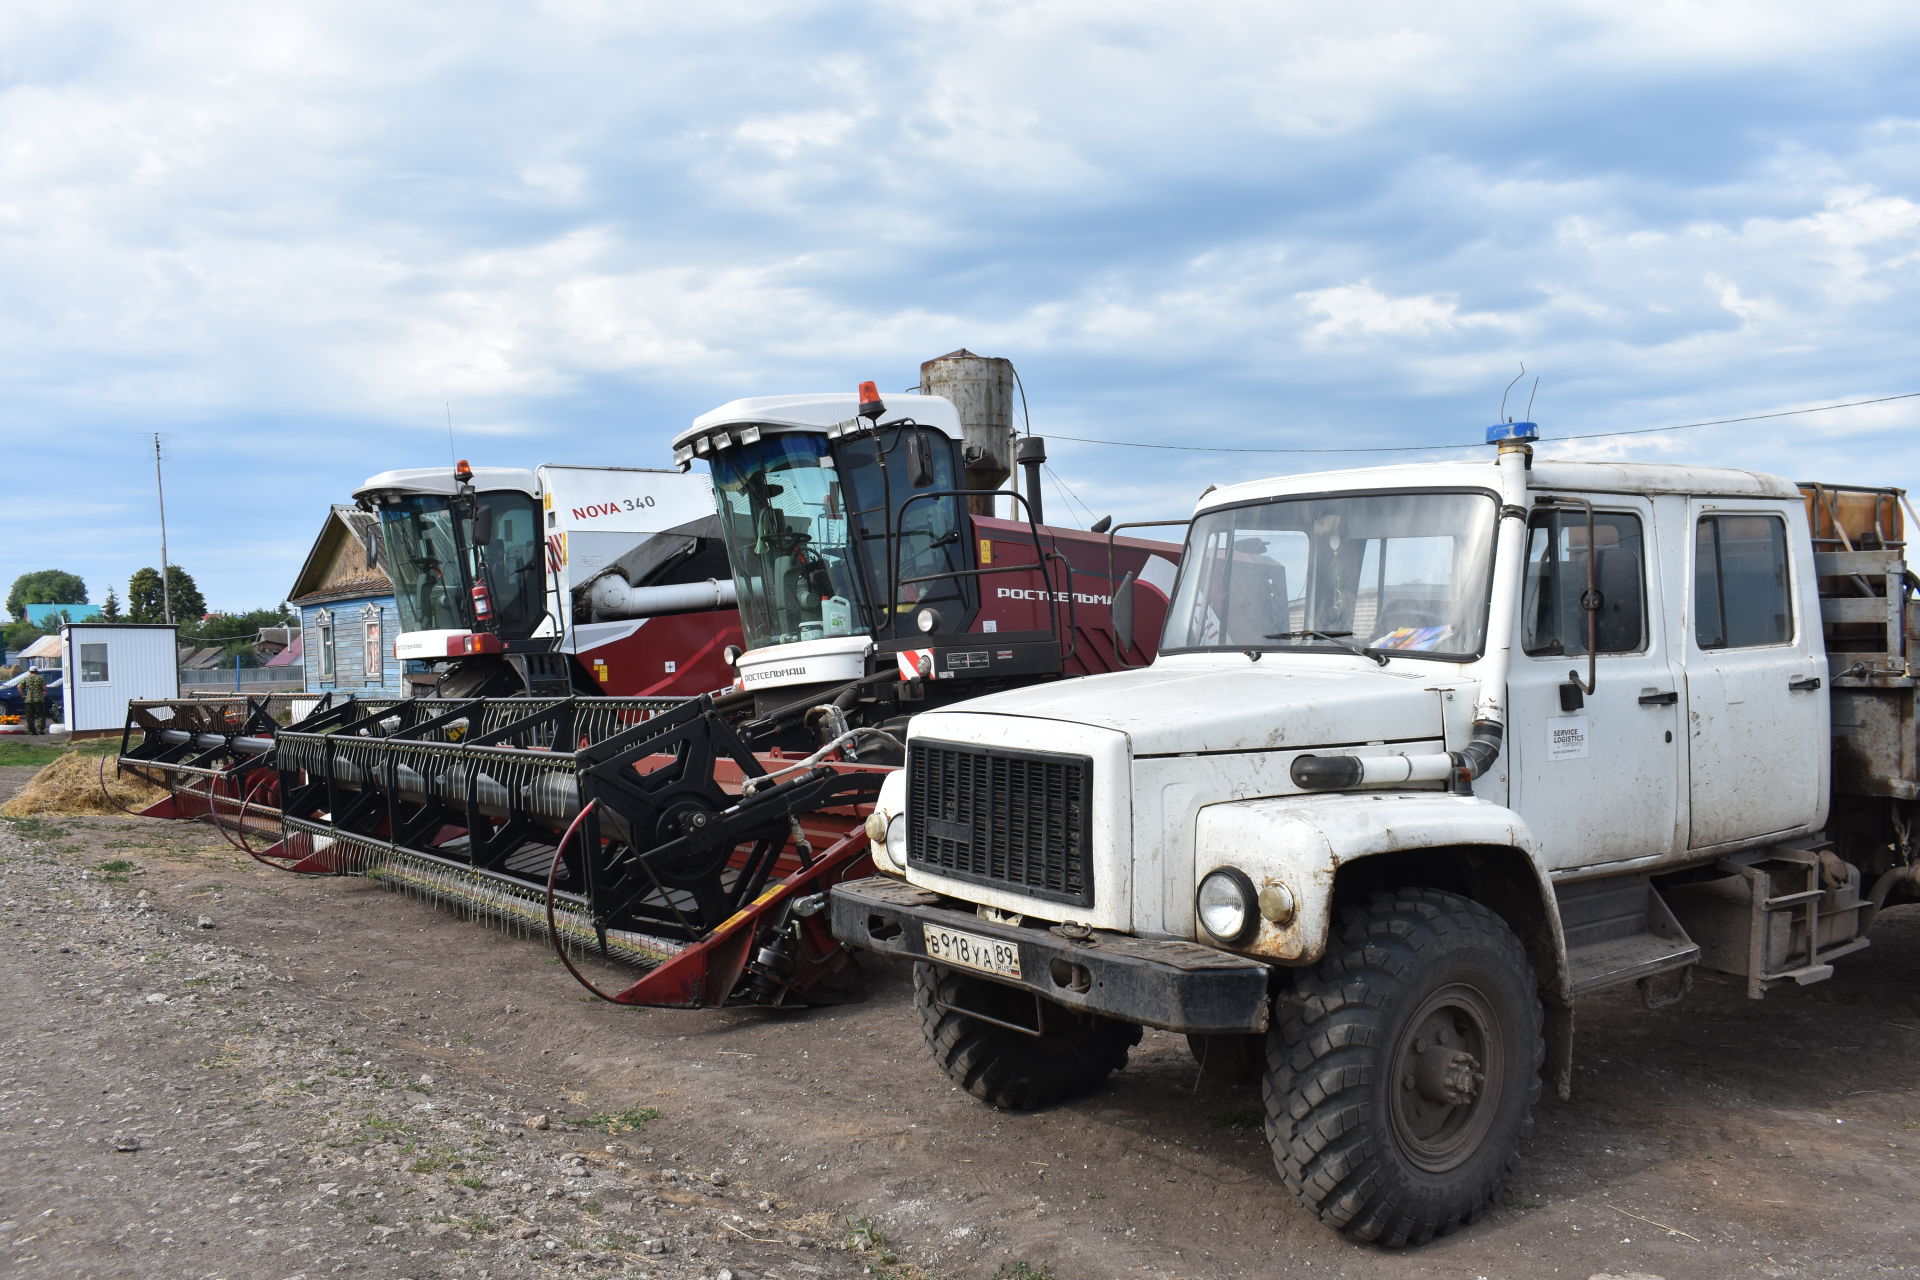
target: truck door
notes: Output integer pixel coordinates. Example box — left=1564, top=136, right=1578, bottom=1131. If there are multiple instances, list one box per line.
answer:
left=1506, top=497, right=1684, bottom=867
left=1683, top=500, right=1828, bottom=848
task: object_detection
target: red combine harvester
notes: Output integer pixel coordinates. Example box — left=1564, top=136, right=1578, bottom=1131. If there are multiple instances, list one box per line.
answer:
left=114, top=460, right=745, bottom=832
left=118, top=361, right=1179, bottom=1009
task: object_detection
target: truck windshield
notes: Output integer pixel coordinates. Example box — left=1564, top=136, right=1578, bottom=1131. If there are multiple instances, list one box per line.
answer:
left=1163, top=490, right=1498, bottom=660
left=710, top=435, right=867, bottom=648
left=380, top=496, right=469, bottom=633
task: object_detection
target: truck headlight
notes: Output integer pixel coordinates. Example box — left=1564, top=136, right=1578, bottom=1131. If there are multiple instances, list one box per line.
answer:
left=1197, top=867, right=1258, bottom=944
left=864, top=807, right=909, bottom=873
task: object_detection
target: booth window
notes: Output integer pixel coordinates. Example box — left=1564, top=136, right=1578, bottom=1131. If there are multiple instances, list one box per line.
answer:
left=79, top=643, right=110, bottom=683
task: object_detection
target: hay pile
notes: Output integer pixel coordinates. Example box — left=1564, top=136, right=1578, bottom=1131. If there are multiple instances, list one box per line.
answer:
left=1, top=751, right=166, bottom=817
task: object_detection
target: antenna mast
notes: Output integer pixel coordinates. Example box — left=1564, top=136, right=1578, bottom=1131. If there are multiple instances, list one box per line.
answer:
left=153, top=433, right=173, bottom=624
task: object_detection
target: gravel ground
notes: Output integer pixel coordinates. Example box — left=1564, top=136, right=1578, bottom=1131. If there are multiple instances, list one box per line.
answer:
left=0, top=816, right=898, bottom=1280
left=4, top=776, right=1918, bottom=1280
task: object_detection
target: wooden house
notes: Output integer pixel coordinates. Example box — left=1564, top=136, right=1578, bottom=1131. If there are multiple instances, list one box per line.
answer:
left=287, top=505, right=409, bottom=695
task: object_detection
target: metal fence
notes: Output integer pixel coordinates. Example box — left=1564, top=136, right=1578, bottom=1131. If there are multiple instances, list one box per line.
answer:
left=178, top=667, right=307, bottom=692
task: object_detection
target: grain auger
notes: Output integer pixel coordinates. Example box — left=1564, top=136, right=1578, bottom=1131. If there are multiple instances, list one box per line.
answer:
left=264, top=692, right=892, bottom=1007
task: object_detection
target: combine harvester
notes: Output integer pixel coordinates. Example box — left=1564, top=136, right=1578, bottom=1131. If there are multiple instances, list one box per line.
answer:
left=120, top=354, right=1181, bottom=1009
left=113, top=460, right=744, bottom=840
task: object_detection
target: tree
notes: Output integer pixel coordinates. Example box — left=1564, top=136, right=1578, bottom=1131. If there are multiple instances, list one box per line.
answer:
left=101, top=587, right=123, bottom=621
left=127, top=566, right=207, bottom=623
left=3, top=617, right=45, bottom=653
left=6, top=569, right=87, bottom=621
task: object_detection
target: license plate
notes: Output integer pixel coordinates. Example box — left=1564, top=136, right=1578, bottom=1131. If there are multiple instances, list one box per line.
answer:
left=922, top=923, right=1022, bottom=979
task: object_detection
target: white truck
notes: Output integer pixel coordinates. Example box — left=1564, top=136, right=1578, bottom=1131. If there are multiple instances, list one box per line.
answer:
left=832, top=421, right=1919, bottom=1245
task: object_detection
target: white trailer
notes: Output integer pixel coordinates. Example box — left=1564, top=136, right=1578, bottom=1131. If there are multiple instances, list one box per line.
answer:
left=62, top=623, right=179, bottom=733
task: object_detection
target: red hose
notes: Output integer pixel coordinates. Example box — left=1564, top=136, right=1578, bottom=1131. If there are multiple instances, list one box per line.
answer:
left=543, top=799, right=625, bottom=1003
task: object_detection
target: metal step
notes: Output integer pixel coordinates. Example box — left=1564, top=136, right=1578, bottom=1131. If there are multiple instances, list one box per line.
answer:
left=1566, top=932, right=1700, bottom=996
left=1557, top=872, right=1700, bottom=998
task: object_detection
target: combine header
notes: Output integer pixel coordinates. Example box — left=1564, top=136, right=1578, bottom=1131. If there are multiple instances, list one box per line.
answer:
left=116, top=355, right=1180, bottom=1009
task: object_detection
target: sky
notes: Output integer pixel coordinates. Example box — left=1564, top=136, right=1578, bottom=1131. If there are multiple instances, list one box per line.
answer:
left=4, top=0, right=1919, bottom=614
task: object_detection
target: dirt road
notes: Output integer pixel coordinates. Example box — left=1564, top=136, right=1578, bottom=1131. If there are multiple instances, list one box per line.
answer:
left=3, top=791, right=1917, bottom=1278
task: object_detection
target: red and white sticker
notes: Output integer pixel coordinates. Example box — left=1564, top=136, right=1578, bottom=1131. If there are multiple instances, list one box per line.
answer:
left=897, top=649, right=933, bottom=681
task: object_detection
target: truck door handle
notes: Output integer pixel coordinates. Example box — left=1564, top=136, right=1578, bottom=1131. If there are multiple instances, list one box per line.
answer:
left=1637, top=690, right=1678, bottom=705
left=1788, top=676, right=1822, bottom=691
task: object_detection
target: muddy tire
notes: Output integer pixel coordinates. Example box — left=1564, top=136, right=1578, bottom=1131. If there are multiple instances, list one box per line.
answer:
left=1263, top=888, right=1543, bottom=1246
left=914, top=963, right=1143, bottom=1111
left=1185, top=1033, right=1264, bottom=1086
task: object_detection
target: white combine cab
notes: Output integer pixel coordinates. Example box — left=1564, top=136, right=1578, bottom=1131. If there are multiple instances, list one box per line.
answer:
left=355, top=461, right=741, bottom=697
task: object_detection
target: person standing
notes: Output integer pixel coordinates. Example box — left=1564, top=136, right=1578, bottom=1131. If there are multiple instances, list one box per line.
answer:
left=20, top=667, right=46, bottom=735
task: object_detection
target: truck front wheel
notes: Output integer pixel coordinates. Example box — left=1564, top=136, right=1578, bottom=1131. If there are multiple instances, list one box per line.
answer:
left=1263, top=888, right=1543, bottom=1246
left=914, top=963, right=1143, bottom=1110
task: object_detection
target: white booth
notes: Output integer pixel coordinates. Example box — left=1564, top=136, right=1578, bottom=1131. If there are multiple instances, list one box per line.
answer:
left=60, top=623, right=179, bottom=734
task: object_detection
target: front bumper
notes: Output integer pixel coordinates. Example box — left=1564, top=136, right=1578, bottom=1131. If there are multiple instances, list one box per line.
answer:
left=831, top=876, right=1271, bottom=1034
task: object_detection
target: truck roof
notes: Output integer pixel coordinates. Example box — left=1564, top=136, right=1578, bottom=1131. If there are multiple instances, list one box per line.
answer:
left=675, top=392, right=963, bottom=450
left=1198, top=457, right=1802, bottom=513
left=354, top=466, right=539, bottom=501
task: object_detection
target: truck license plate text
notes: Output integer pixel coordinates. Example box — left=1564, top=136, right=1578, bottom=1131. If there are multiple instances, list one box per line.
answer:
left=922, top=924, right=1022, bottom=979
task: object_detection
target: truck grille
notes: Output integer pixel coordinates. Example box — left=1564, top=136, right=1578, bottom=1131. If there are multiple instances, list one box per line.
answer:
left=906, top=741, right=1094, bottom=907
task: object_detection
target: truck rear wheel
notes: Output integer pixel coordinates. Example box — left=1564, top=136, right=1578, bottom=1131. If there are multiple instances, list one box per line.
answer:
left=1263, top=888, right=1542, bottom=1246
left=914, top=963, right=1142, bottom=1111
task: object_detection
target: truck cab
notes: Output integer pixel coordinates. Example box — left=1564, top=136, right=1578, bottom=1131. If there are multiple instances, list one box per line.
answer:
left=835, top=424, right=1910, bottom=1245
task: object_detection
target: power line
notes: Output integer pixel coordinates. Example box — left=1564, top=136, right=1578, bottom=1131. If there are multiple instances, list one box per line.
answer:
left=1041, top=390, right=1920, bottom=456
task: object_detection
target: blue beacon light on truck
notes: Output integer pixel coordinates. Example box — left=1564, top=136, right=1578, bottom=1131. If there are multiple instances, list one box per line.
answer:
left=1485, top=421, right=1540, bottom=445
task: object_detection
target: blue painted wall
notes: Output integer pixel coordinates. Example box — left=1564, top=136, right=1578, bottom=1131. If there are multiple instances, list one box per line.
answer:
left=298, top=595, right=409, bottom=695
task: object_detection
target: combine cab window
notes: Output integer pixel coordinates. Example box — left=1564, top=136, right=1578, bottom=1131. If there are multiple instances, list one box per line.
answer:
left=710, top=426, right=976, bottom=649
left=710, top=435, right=865, bottom=648
left=380, top=497, right=469, bottom=634
left=468, top=492, right=544, bottom=637
left=836, top=427, right=973, bottom=639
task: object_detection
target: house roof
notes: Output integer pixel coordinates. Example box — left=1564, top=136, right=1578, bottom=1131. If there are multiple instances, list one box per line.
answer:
left=288, top=504, right=393, bottom=604
left=24, top=602, right=101, bottom=625
left=264, top=635, right=304, bottom=668
left=20, top=635, right=63, bottom=659
left=179, top=646, right=230, bottom=670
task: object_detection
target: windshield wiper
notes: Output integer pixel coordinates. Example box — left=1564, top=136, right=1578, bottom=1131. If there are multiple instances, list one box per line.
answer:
left=1263, top=629, right=1389, bottom=667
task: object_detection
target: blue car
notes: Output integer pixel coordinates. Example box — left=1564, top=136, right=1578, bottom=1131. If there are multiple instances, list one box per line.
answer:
left=0, top=670, right=64, bottom=723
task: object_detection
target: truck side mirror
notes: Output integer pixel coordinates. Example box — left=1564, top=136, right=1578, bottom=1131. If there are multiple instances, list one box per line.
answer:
left=1113, top=570, right=1137, bottom=656
left=905, top=432, right=936, bottom=489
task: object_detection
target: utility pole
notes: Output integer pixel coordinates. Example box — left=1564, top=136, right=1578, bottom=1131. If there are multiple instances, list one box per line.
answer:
left=153, top=433, right=173, bottom=625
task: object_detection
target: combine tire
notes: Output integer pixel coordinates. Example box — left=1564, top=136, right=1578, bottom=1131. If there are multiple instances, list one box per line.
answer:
left=914, top=963, right=1141, bottom=1111
left=1263, top=888, right=1542, bottom=1246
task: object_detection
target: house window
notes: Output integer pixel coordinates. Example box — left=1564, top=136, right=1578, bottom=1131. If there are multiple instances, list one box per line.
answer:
left=316, top=609, right=336, bottom=680
left=363, top=607, right=384, bottom=686
left=79, top=642, right=110, bottom=683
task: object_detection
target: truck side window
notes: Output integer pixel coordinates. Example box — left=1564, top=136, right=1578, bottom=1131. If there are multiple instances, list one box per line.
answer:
left=1522, top=510, right=1645, bottom=656
left=1694, top=514, right=1791, bottom=649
